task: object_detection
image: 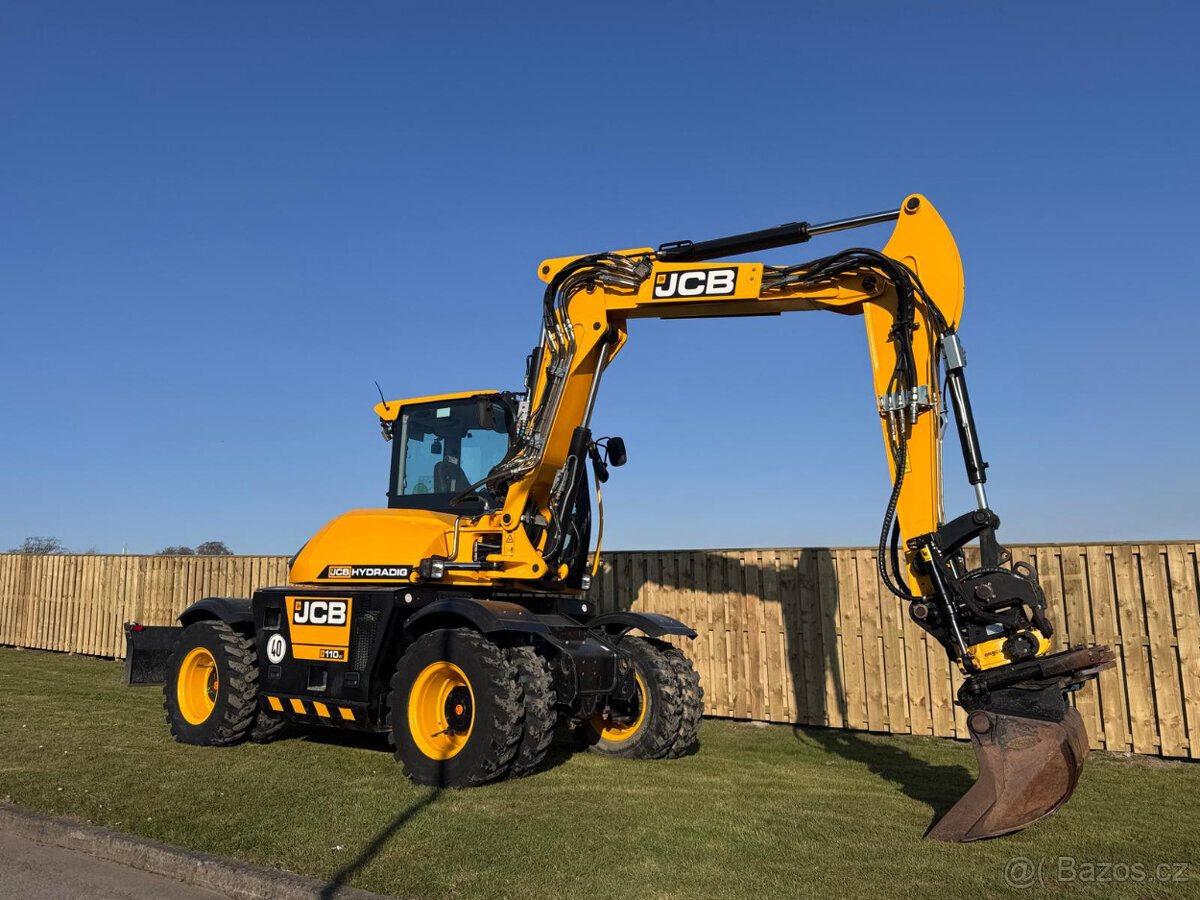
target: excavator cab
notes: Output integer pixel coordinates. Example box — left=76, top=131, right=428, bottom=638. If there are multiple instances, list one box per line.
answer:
left=382, top=392, right=514, bottom=512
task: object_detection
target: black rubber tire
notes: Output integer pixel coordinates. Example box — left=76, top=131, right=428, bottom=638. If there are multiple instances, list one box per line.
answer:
left=249, top=711, right=290, bottom=743
left=649, top=639, right=704, bottom=758
left=584, top=637, right=683, bottom=760
left=386, top=629, right=523, bottom=787
left=505, top=646, right=557, bottom=778
left=163, top=620, right=258, bottom=747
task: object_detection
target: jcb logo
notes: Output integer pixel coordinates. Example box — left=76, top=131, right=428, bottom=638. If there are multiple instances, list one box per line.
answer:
left=293, top=599, right=348, bottom=626
left=327, top=566, right=352, bottom=578
left=653, top=268, right=737, bottom=299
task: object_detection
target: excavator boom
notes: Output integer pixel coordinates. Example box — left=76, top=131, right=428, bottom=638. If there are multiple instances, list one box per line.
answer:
left=506, top=194, right=1115, bottom=840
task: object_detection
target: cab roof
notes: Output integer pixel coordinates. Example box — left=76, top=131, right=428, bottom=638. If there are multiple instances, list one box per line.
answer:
left=374, top=390, right=499, bottom=422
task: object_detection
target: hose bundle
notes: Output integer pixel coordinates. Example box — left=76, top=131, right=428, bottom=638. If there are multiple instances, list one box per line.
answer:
left=766, top=249, right=949, bottom=601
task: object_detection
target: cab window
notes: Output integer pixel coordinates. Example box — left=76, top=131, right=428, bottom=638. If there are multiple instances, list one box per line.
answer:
left=389, top=397, right=511, bottom=511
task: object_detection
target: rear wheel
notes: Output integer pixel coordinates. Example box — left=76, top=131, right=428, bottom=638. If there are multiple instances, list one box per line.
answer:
left=387, top=629, right=523, bottom=787
left=651, top=639, right=703, bottom=758
left=163, top=620, right=258, bottom=746
left=584, top=637, right=682, bottom=760
left=506, top=646, right=557, bottom=778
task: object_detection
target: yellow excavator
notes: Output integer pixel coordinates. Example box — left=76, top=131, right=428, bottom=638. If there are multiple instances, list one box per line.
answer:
left=134, top=193, right=1114, bottom=841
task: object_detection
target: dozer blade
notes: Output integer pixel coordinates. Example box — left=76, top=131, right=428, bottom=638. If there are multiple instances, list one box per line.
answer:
left=927, top=706, right=1089, bottom=842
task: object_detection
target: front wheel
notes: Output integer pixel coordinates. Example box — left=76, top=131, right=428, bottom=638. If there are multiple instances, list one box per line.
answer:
left=163, top=620, right=259, bottom=746
left=386, top=629, right=524, bottom=787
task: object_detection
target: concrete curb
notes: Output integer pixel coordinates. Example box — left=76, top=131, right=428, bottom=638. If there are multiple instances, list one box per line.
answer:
left=0, top=802, right=399, bottom=900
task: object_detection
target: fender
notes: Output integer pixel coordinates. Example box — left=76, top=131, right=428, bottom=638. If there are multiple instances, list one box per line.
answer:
left=403, top=596, right=552, bottom=637
left=586, top=611, right=697, bottom=640
left=178, top=596, right=254, bottom=628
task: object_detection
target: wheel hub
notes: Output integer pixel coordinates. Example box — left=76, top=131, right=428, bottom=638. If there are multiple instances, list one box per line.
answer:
left=445, top=686, right=472, bottom=733
left=591, top=672, right=647, bottom=742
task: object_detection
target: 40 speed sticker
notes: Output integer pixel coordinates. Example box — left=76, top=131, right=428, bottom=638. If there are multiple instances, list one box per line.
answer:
left=266, top=633, right=288, bottom=664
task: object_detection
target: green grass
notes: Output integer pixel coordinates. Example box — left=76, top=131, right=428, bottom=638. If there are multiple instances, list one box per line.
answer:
left=1, top=647, right=1197, bottom=900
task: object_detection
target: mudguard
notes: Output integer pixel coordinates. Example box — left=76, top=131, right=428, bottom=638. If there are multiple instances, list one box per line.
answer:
left=586, top=611, right=697, bottom=639
left=403, top=596, right=552, bottom=636
left=178, top=596, right=254, bottom=628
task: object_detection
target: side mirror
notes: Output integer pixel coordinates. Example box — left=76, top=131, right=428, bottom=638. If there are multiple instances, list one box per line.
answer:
left=607, top=436, right=627, bottom=467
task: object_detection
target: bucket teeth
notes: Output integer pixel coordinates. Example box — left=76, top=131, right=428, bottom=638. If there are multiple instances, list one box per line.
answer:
left=927, top=706, right=1090, bottom=842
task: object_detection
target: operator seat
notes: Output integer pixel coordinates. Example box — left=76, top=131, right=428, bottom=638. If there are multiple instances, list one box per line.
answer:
left=434, top=458, right=470, bottom=493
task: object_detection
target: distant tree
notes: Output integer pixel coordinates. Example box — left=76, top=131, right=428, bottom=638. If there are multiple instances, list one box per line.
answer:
left=196, top=541, right=233, bottom=556
left=158, top=545, right=196, bottom=556
left=9, top=536, right=67, bottom=554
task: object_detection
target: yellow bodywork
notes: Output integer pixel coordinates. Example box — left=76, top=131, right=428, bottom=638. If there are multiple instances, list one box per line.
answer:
left=293, top=509, right=455, bottom=581
left=374, top=389, right=498, bottom=422
left=294, top=194, right=959, bottom=603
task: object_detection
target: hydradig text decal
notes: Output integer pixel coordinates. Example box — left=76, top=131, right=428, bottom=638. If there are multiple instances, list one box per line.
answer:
left=322, top=564, right=411, bottom=580
left=653, top=268, right=737, bottom=299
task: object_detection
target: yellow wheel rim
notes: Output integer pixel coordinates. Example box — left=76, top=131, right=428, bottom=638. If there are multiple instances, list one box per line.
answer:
left=591, top=672, right=647, bottom=742
left=177, top=647, right=219, bottom=726
left=408, top=661, right=474, bottom=761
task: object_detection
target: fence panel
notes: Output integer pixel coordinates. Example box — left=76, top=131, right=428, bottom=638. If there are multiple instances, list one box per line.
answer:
left=1, top=543, right=1197, bottom=758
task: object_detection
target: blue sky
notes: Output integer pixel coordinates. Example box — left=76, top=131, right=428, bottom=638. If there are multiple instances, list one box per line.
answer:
left=1, top=2, right=1196, bottom=555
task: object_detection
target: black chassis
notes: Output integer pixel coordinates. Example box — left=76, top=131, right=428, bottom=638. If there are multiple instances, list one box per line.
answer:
left=126, top=585, right=696, bottom=731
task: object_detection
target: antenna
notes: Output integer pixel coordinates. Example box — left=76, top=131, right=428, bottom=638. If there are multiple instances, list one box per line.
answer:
left=374, top=381, right=391, bottom=412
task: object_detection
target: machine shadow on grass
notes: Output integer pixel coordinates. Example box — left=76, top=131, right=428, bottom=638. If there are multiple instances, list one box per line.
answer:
left=300, top=624, right=575, bottom=897
left=294, top=726, right=577, bottom=773
left=798, top=727, right=974, bottom=828
left=594, top=547, right=974, bottom=830
left=318, top=787, right=441, bottom=900
left=307, top=730, right=579, bottom=898
left=306, top=736, right=575, bottom=898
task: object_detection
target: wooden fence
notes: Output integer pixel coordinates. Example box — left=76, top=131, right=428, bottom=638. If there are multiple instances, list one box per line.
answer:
left=0, top=554, right=289, bottom=659
left=1, top=544, right=1197, bottom=759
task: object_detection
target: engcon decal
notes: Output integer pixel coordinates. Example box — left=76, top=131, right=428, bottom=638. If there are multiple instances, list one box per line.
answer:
left=321, top=564, right=412, bottom=580
left=652, top=268, right=737, bottom=299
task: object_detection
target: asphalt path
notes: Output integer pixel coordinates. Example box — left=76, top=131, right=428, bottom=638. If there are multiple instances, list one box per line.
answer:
left=0, top=830, right=226, bottom=899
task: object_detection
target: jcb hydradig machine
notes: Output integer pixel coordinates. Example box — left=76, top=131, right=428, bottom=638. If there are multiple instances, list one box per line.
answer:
left=134, top=194, right=1113, bottom=841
